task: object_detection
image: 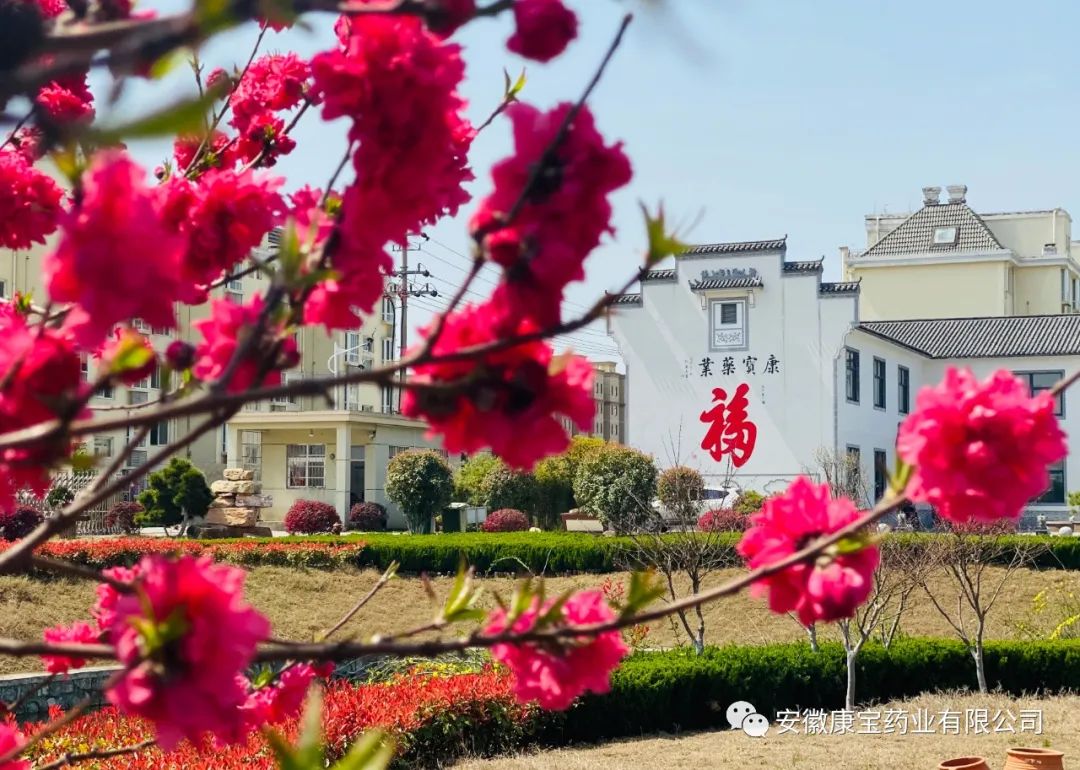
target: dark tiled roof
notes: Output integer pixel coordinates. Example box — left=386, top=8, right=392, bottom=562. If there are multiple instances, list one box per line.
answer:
left=862, top=202, right=1003, bottom=257
left=783, top=260, right=824, bottom=274
left=689, top=277, right=764, bottom=291
left=611, top=293, right=642, bottom=306
left=641, top=269, right=677, bottom=282
left=681, top=237, right=786, bottom=256
left=819, top=281, right=860, bottom=295
left=859, top=315, right=1080, bottom=359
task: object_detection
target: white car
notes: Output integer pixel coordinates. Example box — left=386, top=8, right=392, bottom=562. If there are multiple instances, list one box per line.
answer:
left=651, top=485, right=741, bottom=523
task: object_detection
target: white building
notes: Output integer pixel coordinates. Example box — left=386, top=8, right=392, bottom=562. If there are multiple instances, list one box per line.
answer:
left=608, top=237, right=1078, bottom=524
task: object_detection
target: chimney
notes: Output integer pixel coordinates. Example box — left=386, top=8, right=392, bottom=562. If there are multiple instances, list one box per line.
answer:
left=922, top=186, right=942, bottom=206
left=946, top=184, right=968, bottom=204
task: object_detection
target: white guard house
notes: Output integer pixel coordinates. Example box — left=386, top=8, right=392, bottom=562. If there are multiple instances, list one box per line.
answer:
left=608, top=237, right=1080, bottom=525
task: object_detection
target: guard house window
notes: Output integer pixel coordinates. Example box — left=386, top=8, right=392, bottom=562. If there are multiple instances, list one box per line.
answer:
left=932, top=226, right=959, bottom=246
left=709, top=298, right=747, bottom=351
left=898, top=365, right=910, bottom=414
left=845, top=348, right=860, bottom=403
left=1013, top=371, right=1065, bottom=417
left=287, top=444, right=325, bottom=488
left=1035, top=461, right=1065, bottom=505
left=872, top=357, right=886, bottom=409
left=873, top=449, right=887, bottom=503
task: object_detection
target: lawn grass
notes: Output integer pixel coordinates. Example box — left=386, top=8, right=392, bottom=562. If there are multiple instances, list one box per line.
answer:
left=458, top=693, right=1080, bottom=770
left=1, top=565, right=1076, bottom=676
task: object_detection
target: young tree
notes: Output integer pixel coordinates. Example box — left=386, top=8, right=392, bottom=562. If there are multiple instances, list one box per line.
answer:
left=137, top=458, right=212, bottom=530
left=453, top=452, right=500, bottom=506
left=533, top=435, right=607, bottom=522
left=385, top=450, right=453, bottom=534
left=656, top=465, right=704, bottom=522
left=918, top=523, right=1046, bottom=693
left=480, top=463, right=540, bottom=522
left=835, top=538, right=935, bottom=710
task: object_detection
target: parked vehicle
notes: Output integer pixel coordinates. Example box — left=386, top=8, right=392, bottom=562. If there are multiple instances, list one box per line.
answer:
left=651, top=485, right=742, bottom=526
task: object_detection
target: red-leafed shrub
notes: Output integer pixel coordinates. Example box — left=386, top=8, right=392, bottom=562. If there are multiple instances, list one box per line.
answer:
left=0, top=536, right=367, bottom=570
left=481, top=508, right=530, bottom=533
left=284, top=500, right=341, bottom=534
left=105, top=501, right=143, bottom=534
left=23, top=669, right=537, bottom=769
left=697, top=507, right=747, bottom=532
left=0, top=505, right=43, bottom=540
left=348, top=501, right=387, bottom=532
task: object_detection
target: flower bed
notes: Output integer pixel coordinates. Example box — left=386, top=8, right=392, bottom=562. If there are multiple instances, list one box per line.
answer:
left=24, top=669, right=536, bottom=770
left=0, top=537, right=367, bottom=570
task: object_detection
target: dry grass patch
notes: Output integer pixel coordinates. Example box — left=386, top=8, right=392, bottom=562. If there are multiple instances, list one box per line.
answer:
left=459, top=693, right=1080, bottom=770
left=0, top=565, right=1075, bottom=675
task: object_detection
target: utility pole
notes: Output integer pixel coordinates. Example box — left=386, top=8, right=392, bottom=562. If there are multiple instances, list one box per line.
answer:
left=389, top=233, right=437, bottom=410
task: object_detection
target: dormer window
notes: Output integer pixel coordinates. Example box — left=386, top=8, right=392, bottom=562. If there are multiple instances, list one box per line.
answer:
left=932, top=226, right=959, bottom=246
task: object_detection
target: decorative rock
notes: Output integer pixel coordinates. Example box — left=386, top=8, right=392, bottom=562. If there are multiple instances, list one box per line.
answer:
left=187, top=523, right=235, bottom=540
left=210, top=480, right=258, bottom=495
left=209, top=495, right=235, bottom=508
left=205, top=507, right=260, bottom=527
left=235, top=494, right=273, bottom=508
left=223, top=468, right=256, bottom=481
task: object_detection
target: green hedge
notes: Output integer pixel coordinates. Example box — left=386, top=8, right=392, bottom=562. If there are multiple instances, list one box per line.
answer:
left=548, top=638, right=1080, bottom=742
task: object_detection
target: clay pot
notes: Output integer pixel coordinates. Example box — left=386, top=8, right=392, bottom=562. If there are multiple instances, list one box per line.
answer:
left=1003, top=748, right=1065, bottom=770
left=938, top=758, right=990, bottom=770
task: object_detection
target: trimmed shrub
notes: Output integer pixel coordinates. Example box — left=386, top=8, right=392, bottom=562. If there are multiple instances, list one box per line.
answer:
left=136, top=458, right=212, bottom=527
left=534, top=436, right=607, bottom=526
left=481, top=465, right=539, bottom=519
left=732, top=490, right=766, bottom=516
left=573, top=444, right=657, bottom=533
left=697, top=507, right=747, bottom=532
left=454, top=453, right=500, bottom=506
left=349, top=501, right=388, bottom=532
left=481, top=509, right=530, bottom=533
left=553, top=638, right=1080, bottom=743
left=284, top=500, right=341, bottom=534
left=105, top=501, right=143, bottom=534
left=386, top=450, right=454, bottom=533
left=657, top=465, right=704, bottom=520
left=44, top=485, right=74, bottom=509
left=0, top=505, right=43, bottom=540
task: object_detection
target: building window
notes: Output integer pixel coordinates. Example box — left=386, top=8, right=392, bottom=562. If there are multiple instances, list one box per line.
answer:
left=845, top=348, right=860, bottom=403
left=382, top=337, right=395, bottom=362
left=0, top=280, right=6, bottom=298
left=241, top=431, right=262, bottom=481
left=344, top=382, right=360, bottom=410
left=872, top=357, right=886, bottom=409
left=932, top=226, right=958, bottom=245
left=226, top=278, right=243, bottom=305
left=95, top=382, right=114, bottom=399
left=873, top=449, right=887, bottom=503
left=1035, top=461, right=1065, bottom=504
left=150, top=365, right=162, bottom=390
left=80, top=358, right=89, bottom=382
left=93, top=436, right=113, bottom=457
left=1013, top=371, right=1065, bottom=417
left=382, top=296, right=395, bottom=323
left=286, top=444, right=325, bottom=488
left=381, top=385, right=395, bottom=413
left=148, top=421, right=168, bottom=446
left=846, top=445, right=861, bottom=495
left=388, top=446, right=410, bottom=460
left=345, top=331, right=361, bottom=366
left=898, top=365, right=910, bottom=414
left=709, top=298, right=747, bottom=351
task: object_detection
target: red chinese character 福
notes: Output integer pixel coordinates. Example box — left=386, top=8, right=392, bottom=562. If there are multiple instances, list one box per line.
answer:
left=699, top=383, right=757, bottom=467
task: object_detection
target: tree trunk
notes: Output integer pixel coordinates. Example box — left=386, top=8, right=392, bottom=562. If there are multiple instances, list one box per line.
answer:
left=845, top=650, right=858, bottom=711
left=691, top=575, right=706, bottom=655
left=973, top=636, right=988, bottom=694
left=806, top=623, right=819, bottom=652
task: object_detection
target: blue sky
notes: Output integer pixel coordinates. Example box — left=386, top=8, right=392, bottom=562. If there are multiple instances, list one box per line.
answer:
left=108, top=0, right=1080, bottom=360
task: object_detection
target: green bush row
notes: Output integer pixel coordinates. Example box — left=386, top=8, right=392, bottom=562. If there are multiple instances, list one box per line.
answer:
left=545, top=638, right=1080, bottom=742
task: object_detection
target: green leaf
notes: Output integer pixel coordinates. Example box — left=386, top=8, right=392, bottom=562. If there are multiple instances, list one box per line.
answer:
left=503, top=67, right=527, bottom=101
left=640, top=201, right=689, bottom=267
left=331, top=730, right=394, bottom=770
left=267, top=688, right=329, bottom=769
left=107, top=333, right=155, bottom=378
left=442, top=556, right=481, bottom=623
left=622, top=570, right=665, bottom=617
left=834, top=534, right=874, bottom=556
left=148, top=48, right=193, bottom=80
left=69, top=450, right=98, bottom=473
left=91, top=85, right=227, bottom=144
left=889, top=456, right=914, bottom=497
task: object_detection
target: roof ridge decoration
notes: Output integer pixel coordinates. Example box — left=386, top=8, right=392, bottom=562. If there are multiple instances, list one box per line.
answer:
left=783, top=259, right=824, bottom=274
left=688, top=276, right=764, bottom=291
left=641, top=268, right=677, bottom=282
left=820, top=280, right=860, bottom=295
left=862, top=201, right=1003, bottom=258
left=680, top=236, right=787, bottom=257
left=859, top=315, right=1080, bottom=359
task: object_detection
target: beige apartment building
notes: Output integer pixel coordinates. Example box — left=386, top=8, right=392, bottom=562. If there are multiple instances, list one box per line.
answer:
left=2, top=233, right=440, bottom=529
left=559, top=360, right=626, bottom=442
left=843, top=184, right=1080, bottom=320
